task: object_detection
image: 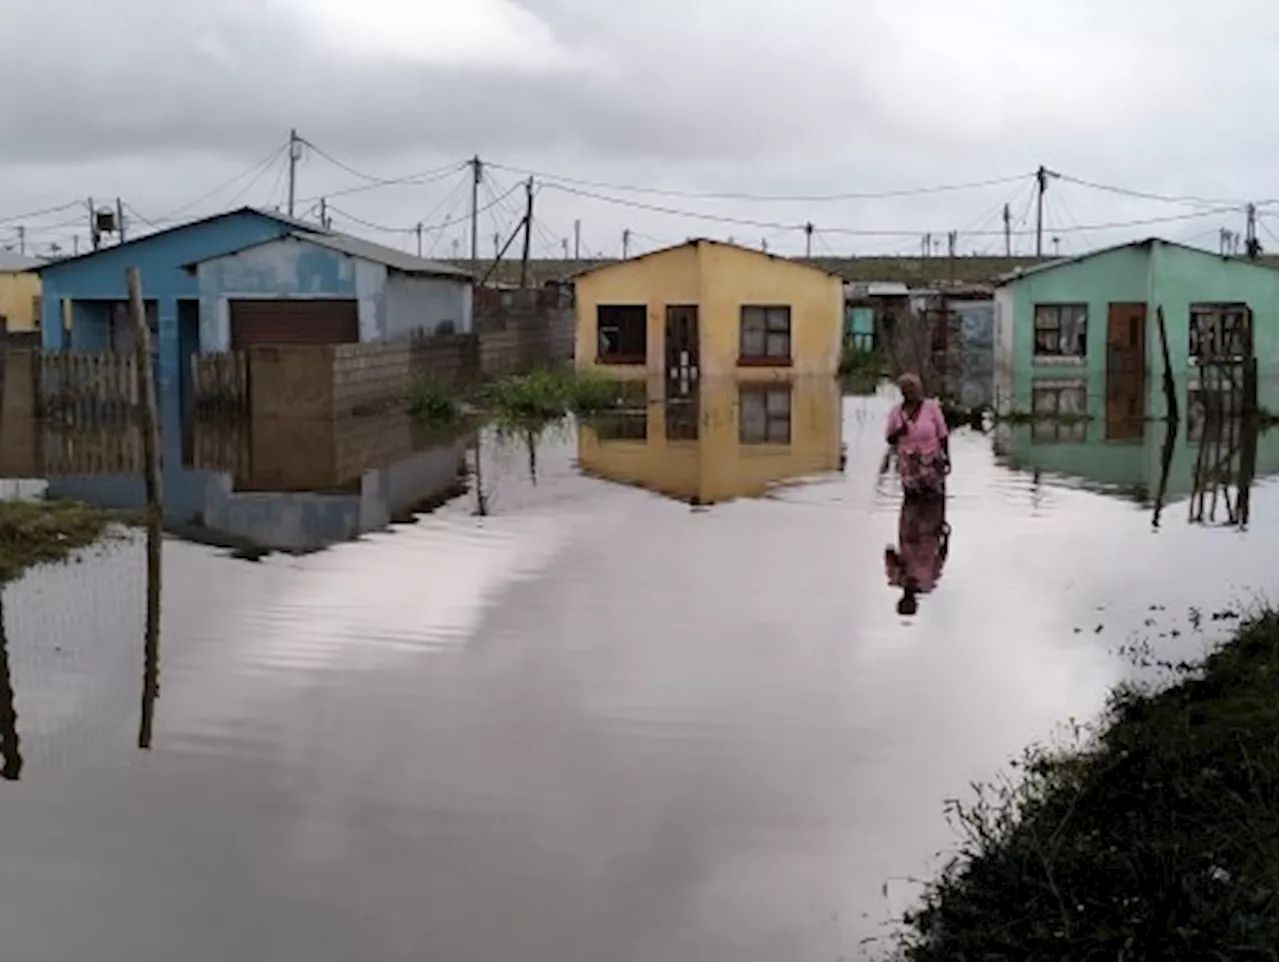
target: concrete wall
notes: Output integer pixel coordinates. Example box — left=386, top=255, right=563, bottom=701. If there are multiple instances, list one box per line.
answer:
left=384, top=274, right=473, bottom=337
left=40, top=210, right=296, bottom=394
left=577, top=376, right=842, bottom=504
left=573, top=241, right=842, bottom=379
left=0, top=271, right=40, bottom=335
left=997, top=242, right=1279, bottom=417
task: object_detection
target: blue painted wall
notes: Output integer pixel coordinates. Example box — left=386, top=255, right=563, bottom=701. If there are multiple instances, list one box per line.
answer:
left=40, top=210, right=298, bottom=395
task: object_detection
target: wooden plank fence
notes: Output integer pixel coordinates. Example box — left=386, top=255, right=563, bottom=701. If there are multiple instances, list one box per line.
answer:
left=38, top=351, right=139, bottom=420
left=191, top=352, right=249, bottom=415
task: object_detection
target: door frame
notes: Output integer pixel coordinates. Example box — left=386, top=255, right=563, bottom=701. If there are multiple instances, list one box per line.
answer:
left=1105, top=301, right=1148, bottom=440
left=664, top=304, right=699, bottom=392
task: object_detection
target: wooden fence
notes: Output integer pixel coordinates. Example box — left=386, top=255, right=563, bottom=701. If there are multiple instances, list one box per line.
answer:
left=37, top=351, right=139, bottom=420
left=191, top=352, right=248, bottom=415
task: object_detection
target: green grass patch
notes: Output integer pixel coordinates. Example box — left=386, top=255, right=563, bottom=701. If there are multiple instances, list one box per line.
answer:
left=892, top=610, right=1278, bottom=959
left=0, top=499, right=133, bottom=583
left=408, top=380, right=463, bottom=423
left=838, top=344, right=886, bottom=378
left=482, top=369, right=632, bottom=423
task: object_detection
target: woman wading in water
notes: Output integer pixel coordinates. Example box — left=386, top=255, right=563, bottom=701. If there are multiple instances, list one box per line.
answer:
left=883, top=372, right=951, bottom=614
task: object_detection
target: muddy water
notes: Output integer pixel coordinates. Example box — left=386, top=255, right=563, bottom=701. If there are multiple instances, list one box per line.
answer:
left=0, top=384, right=1275, bottom=962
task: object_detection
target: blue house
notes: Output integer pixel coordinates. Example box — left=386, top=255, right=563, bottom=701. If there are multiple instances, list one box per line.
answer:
left=38, top=207, right=318, bottom=400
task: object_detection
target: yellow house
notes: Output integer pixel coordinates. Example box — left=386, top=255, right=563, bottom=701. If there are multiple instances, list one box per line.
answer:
left=0, top=251, right=43, bottom=344
left=578, top=377, right=843, bottom=505
left=573, top=239, right=844, bottom=380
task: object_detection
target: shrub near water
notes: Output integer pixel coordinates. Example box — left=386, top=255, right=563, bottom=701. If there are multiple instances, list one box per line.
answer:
left=484, top=369, right=629, bottom=421
left=0, top=499, right=126, bottom=582
left=893, top=610, right=1279, bottom=960
left=408, top=381, right=462, bottom=422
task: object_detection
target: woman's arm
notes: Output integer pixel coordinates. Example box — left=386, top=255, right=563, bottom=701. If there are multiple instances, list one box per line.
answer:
left=885, top=407, right=906, bottom=445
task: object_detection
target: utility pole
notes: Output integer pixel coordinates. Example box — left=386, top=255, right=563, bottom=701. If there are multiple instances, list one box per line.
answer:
left=416, top=222, right=423, bottom=258
left=761, top=238, right=768, bottom=253
left=1052, top=236, right=1061, bottom=256
left=519, top=178, right=534, bottom=288
left=947, top=230, right=956, bottom=285
left=493, top=231, right=501, bottom=260
left=804, top=221, right=814, bottom=258
left=1035, top=165, right=1048, bottom=258
left=622, top=228, right=631, bottom=259
left=287, top=129, right=300, bottom=218
left=117, top=197, right=126, bottom=242
left=561, top=238, right=569, bottom=259
left=73, top=235, right=80, bottom=256
left=573, top=219, right=581, bottom=260
left=88, top=197, right=100, bottom=251
left=1002, top=203, right=1012, bottom=257
left=16, top=227, right=24, bottom=256
left=469, top=155, right=482, bottom=274
left=922, top=232, right=931, bottom=259
left=318, top=197, right=328, bottom=229
left=1245, top=203, right=1260, bottom=260
left=451, top=238, right=460, bottom=260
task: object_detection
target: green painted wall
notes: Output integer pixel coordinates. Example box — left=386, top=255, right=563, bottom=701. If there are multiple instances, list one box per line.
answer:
left=1002, top=241, right=1279, bottom=418
left=1006, top=245, right=1149, bottom=415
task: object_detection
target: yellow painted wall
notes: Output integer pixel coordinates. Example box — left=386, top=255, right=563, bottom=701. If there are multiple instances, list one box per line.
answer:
left=697, top=243, right=843, bottom=378
left=0, top=271, right=41, bottom=334
left=577, top=376, right=842, bottom=504
left=574, top=243, right=700, bottom=379
left=573, top=241, right=843, bottom=378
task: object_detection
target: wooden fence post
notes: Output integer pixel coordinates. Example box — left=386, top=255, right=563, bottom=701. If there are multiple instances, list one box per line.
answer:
left=126, top=267, right=162, bottom=749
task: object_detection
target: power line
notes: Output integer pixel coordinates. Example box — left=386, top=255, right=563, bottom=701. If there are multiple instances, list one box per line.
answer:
left=488, top=160, right=1031, bottom=202
left=294, top=137, right=468, bottom=201
left=329, top=182, right=524, bottom=236
left=0, top=199, right=85, bottom=228
left=154, top=143, right=289, bottom=223
left=1053, top=172, right=1275, bottom=209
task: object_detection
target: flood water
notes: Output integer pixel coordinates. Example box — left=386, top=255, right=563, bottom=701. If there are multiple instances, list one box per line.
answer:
left=0, top=379, right=1276, bottom=961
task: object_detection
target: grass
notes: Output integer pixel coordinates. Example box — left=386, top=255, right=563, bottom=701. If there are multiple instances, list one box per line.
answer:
left=408, top=380, right=463, bottom=422
left=891, top=610, right=1278, bottom=960
left=838, top=344, right=887, bottom=378
left=0, top=498, right=133, bottom=583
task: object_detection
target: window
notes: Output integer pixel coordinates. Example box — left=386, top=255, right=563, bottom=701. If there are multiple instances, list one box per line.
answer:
left=1189, top=303, right=1251, bottom=362
left=591, top=411, right=648, bottom=442
left=31, top=296, right=41, bottom=329
left=739, top=306, right=792, bottom=364
left=1033, top=303, right=1088, bottom=360
left=1030, top=381, right=1087, bottom=443
left=739, top=385, right=792, bottom=444
left=596, top=305, right=647, bottom=363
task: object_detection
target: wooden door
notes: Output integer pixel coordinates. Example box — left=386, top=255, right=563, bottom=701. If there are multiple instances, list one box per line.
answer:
left=1106, top=302, right=1147, bottom=440
left=230, top=299, right=360, bottom=348
left=664, top=305, right=699, bottom=395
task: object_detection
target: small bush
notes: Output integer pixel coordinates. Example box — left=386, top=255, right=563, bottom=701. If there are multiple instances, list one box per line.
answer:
left=408, top=381, right=461, bottom=422
left=839, top=344, right=886, bottom=378
left=564, top=372, right=628, bottom=415
left=0, top=499, right=128, bottom=582
left=483, top=369, right=630, bottom=421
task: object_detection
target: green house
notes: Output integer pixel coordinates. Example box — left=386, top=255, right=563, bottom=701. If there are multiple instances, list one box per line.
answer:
left=993, top=238, right=1279, bottom=427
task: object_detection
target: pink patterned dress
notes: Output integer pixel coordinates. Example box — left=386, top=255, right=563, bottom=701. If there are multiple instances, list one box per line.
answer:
left=885, top=398, right=949, bottom=499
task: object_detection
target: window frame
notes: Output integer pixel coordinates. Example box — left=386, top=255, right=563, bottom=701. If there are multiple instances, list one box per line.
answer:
left=1032, top=302, right=1089, bottom=363
left=738, top=305, right=793, bottom=366
left=1029, top=379, right=1088, bottom=443
left=738, top=384, right=793, bottom=445
left=595, top=304, right=647, bottom=365
left=1188, top=302, right=1252, bottom=365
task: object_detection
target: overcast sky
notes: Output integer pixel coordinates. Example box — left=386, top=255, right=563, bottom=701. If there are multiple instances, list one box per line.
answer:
left=1, top=0, right=1276, bottom=260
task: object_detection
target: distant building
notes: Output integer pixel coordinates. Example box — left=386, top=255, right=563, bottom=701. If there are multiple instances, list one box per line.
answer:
left=573, top=239, right=844, bottom=381
left=993, top=238, right=1279, bottom=424
left=185, top=231, right=473, bottom=351
left=0, top=250, right=44, bottom=346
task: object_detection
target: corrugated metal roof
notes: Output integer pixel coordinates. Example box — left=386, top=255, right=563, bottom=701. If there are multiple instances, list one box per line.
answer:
left=288, top=232, right=472, bottom=279
left=0, top=250, right=44, bottom=272
left=994, top=237, right=1279, bottom=285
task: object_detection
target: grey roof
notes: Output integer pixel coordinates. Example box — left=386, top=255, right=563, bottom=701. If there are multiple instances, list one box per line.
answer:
left=0, top=250, right=44, bottom=272
left=35, top=206, right=330, bottom=273
left=571, top=237, right=844, bottom=281
left=289, top=231, right=473, bottom=279
left=995, top=237, right=1278, bottom=285
left=184, top=230, right=473, bottom=280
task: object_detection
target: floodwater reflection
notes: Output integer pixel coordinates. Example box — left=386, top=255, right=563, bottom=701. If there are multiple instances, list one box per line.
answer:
left=884, top=496, right=950, bottom=616
left=578, top=377, right=843, bottom=505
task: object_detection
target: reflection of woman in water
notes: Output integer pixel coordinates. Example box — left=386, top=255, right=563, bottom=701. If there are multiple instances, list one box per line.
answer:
left=885, top=496, right=950, bottom=616
left=885, top=373, right=950, bottom=500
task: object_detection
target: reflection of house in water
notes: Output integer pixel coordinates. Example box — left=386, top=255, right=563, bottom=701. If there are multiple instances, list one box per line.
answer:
left=577, top=378, right=842, bottom=505
left=994, top=399, right=1278, bottom=514
left=29, top=415, right=471, bottom=553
